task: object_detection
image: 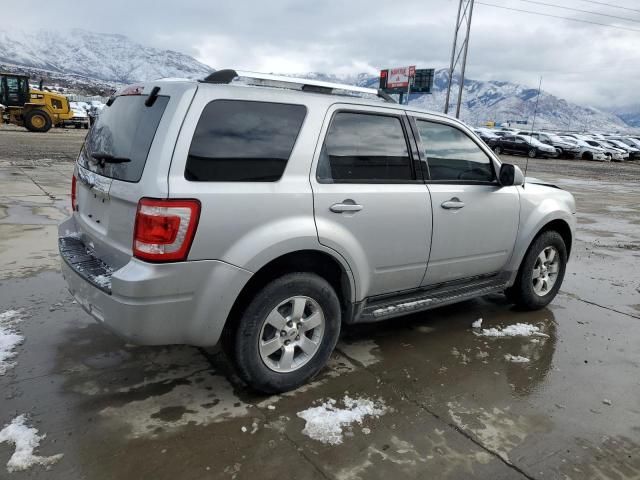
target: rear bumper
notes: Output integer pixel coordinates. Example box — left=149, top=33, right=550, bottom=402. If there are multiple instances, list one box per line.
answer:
left=58, top=224, right=252, bottom=346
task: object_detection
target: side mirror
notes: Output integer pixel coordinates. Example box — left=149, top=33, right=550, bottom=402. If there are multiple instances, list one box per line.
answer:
left=499, top=163, right=524, bottom=186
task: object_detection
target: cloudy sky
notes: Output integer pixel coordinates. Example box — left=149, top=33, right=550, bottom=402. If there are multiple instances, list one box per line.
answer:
left=5, top=0, right=640, bottom=107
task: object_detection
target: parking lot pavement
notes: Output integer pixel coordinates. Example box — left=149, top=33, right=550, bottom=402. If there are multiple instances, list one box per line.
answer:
left=1, top=126, right=639, bottom=479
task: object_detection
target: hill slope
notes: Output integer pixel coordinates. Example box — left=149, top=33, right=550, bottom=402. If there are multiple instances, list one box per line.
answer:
left=0, top=29, right=212, bottom=84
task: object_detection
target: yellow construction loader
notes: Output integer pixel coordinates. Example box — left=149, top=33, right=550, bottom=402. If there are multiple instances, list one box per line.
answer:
left=0, top=73, right=73, bottom=132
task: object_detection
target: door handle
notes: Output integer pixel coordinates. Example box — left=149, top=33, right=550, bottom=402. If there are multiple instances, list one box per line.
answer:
left=330, top=200, right=363, bottom=213
left=441, top=197, right=465, bottom=210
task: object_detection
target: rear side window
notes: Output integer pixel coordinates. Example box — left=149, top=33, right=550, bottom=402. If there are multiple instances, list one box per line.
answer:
left=415, top=120, right=495, bottom=183
left=317, top=112, right=413, bottom=183
left=186, top=100, right=306, bottom=182
left=80, top=95, right=169, bottom=182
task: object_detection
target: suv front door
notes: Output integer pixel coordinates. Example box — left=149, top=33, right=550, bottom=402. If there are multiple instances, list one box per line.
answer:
left=411, top=116, right=520, bottom=285
left=311, top=105, right=432, bottom=299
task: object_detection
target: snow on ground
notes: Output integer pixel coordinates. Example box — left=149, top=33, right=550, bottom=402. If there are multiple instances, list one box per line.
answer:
left=472, top=318, right=483, bottom=328
left=504, top=354, right=530, bottom=363
left=0, top=415, right=63, bottom=472
left=0, top=310, right=24, bottom=375
left=476, top=323, right=549, bottom=338
left=297, top=396, right=387, bottom=445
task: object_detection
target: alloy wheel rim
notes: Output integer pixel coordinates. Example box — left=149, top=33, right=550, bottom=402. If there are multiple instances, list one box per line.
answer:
left=532, top=246, right=560, bottom=296
left=32, top=114, right=45, bottom=128
left=258, top=296, right=325, bottom=373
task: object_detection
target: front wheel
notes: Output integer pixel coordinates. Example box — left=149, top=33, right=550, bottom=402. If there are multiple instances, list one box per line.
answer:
left=528, top=148, right=537, bottom=158
left=226, top=273, right=341, bottom=393
left=494, top=146, right=502, bottom=155
left=506, top=231, right=567, bottom=310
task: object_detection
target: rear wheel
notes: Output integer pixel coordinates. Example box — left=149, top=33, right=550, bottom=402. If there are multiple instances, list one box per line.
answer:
left=494, top=146, right=502, bottom=155
left=226, top=273, right=341, bottom=393
left=24, top=110, right=52, bottom=133
left=506, top=231, right=567, bottom=310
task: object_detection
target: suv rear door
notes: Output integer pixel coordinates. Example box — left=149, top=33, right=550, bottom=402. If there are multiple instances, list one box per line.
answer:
left=71, top=82, right=197, bottom=268
left=311, top=104, right=432, bottom=299
left=410, top=115, right=520, bottom=285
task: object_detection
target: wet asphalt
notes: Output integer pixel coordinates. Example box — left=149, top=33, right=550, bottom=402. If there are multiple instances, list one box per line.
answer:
left=0, top=126, right=639, bottom=479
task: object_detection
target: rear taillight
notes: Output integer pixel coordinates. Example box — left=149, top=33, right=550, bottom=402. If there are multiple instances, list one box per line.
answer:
left=71, top=175, right=77, bottom=211
left=133, top=198, right=200, bottom=262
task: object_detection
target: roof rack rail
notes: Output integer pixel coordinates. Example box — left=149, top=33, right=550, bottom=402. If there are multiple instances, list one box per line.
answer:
left=202, top=69, right=395, bottom=103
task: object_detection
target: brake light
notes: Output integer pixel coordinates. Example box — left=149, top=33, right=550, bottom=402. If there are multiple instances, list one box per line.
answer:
left=71, top=175, right=77, bottom=211
left=133, top=198, right=200, bottom=262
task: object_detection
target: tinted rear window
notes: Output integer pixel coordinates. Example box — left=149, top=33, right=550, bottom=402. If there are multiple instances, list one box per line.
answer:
left=185, top=100, right=306, bottom=182
left=79, top=95, right=169, bottom=182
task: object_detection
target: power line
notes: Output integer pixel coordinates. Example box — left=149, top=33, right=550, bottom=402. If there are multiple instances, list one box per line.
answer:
left=520, top=0, right=640, bottom=23
left=476, top=2, right=640, bottom=32
left=517, top=0, right=640, bottom=24
left=577, top=0, right=640, bottom=14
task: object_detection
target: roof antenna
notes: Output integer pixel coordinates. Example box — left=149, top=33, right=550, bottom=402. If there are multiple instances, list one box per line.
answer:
left=524, top=76, right=543, bottom=187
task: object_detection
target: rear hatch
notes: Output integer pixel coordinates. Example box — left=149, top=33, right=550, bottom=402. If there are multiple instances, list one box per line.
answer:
left=66, top=82, right=198, bottom=271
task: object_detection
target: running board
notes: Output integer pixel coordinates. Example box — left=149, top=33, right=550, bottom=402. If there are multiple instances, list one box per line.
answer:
left=352, top=273, right=510, bottom=323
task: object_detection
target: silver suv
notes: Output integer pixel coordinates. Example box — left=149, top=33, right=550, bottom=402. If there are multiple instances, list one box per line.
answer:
left=59, top=70, right=576, bottom=393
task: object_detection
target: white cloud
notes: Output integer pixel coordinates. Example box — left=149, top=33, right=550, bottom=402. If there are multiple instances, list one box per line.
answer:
left=2, top=0, right=639, bottom=107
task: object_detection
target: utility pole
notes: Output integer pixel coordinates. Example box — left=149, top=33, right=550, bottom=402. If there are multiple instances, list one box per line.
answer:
left=443, top=0, right=475, bottom=118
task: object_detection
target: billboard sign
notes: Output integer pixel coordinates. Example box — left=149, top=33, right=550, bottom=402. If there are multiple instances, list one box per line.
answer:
left=386, top=66, right=415, bottom=89
left=379, top=67, right=433, bottom=95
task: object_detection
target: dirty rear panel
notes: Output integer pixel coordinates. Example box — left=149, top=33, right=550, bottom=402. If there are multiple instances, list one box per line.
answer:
left=68, top=81, right=198, bottom=270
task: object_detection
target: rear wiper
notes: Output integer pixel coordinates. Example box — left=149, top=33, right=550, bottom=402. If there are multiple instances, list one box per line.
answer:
left=90, top=152, right=131, bottom=165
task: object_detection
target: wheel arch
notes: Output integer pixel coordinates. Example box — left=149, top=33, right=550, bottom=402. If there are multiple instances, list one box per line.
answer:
left=223, top=249, right=355, bottom=338
left=536, top=219, right=573, bottom=258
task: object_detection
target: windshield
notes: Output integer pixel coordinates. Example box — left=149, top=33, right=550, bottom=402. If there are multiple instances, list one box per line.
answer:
left=79, top=94, right=169, bottom=182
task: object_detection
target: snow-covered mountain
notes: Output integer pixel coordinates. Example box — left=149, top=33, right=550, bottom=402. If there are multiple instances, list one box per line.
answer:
left=299, top=70, right=632, bottom=132
left=0, top=29, right=212, bottom=84
left=611, top=105, right=640, bottom=128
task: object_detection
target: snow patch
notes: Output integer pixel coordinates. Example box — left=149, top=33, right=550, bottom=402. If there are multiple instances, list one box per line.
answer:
left=0, top=310, right=24, bottom=375
left=504, top=354, right=530, bottom=363
left=297, top=396, right=386, bottom=445
left=477, top=323, right=549, bottom=338
left=0, top=415, right=63, bottom=472
left=373, top=299, right=432, bottom=317
left=472, top=318, right=483, bottom=328
left=92, top=274, right=111, bottom=289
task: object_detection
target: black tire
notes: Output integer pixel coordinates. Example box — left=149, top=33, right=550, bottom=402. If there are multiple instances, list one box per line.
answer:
left=24, top=110, right=52, bottom=133
left=494, top=146, right=502, bottom=155
left=506, top=231, right=567, bottom=310
left=556, top=148, right=564, bottom=158
left=582, top=152, right=593, bottom=161
left=225, top=273, right=341, bottom=393
left=84, top=124, right=89, bottom=129
left=528, top=148, right=537, bottom=158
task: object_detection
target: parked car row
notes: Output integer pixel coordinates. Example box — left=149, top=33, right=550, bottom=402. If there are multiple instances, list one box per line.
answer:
left=473, top=127, right=640, bottom=162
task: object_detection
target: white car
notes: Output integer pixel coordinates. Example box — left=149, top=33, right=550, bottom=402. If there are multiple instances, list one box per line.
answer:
left=560, top=137, right=608, bottom=161
left=63, top=103, right=90, bottom=129
left=584, top=139, right=627, bottom=162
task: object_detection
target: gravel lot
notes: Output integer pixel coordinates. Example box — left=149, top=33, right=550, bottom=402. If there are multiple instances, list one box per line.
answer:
left=0, top=125, right=639, bottom=479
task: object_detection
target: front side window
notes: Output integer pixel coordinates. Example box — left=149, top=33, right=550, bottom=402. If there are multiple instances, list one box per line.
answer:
left=317, top=112, right=413, bottom=183
left=186, top=100, right=306, bottom=182
left=415, top=120, right=495, bottom=182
